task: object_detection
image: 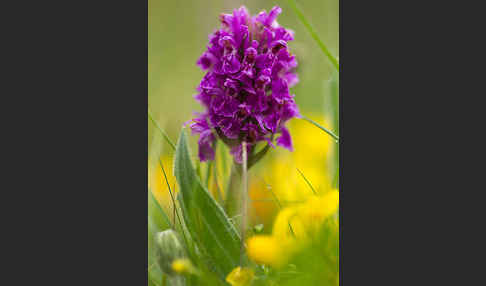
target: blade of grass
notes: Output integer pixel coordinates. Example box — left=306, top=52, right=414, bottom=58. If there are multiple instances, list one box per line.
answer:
left=148, top=109, right=176, bottom=150
left=158, top=159, right=191, bottom=251
left=330, top=70, right=340, bottom=189
left=285, top=0, right=339, bottom=70
left=263, top=179, right=282, bottom=210
left=263, top=179, right=295, bottom=237
left=296, top=168, right=317, bottom=195
left=159, top=160, right=177, bottom=229
left=301, top=115, right=339, bottom=142
left=330, top=71, right=340, bottom=136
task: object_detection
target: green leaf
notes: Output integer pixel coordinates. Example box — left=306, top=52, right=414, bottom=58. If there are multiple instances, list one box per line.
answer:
left=173, top=129, right=241, bottom=278
left=149, top=189, right=171, bottom=230
left=157, top=159, right=197, bottom=262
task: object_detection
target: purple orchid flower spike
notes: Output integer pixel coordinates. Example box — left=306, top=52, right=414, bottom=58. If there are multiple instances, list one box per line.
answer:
left=190, top=6, right=300, bottom=166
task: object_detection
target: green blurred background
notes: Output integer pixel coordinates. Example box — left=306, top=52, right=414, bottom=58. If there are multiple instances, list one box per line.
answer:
left=149, top=0, right=338, bottom=152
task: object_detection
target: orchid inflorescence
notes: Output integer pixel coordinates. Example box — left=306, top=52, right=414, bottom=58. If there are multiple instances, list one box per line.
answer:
left=190, top=6, right=300, bottom=164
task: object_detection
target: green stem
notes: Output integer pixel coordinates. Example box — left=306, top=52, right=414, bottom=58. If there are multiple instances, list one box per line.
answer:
left=225, top=163, right=242, bottom=221
left=224, top=143, right=269, bottom=231
left=286, top=0, right=339, bottom=70
left=240, top=141, right=248, bottom=265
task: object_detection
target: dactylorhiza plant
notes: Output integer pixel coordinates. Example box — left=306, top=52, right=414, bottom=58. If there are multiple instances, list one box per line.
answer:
left=190, top=6, right=300, bottom=166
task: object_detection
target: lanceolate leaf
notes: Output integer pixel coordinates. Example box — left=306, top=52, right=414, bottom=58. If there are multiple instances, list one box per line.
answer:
left=173, top=129, right=241, bottom=278
left=149, top=189, right=171, bottom=230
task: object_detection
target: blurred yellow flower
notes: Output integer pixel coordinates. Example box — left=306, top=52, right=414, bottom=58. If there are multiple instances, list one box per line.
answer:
left=225, top=266, right=254, bottom=286
left=249, top=113, right=336, bottom=225
left=247, top=190, right=339, bottom=268
left=290, top=115, right=334, bottom=167
left=298, top=190, right=339, bottom=231
left=248, top=178, right=278, bottom=226
left=272, top=190, right=339, bottom=247
left=171, top=258, right=195, bottom=275
left=272, top=207, right=308, bottom=242
left=246, top=235, right=285, bottom=268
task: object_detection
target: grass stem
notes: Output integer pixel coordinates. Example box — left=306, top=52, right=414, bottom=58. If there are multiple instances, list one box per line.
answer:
left=301, top=115, right=339, bottom=142
left=285, top=0, right=339, bottom=70
left=159, top=159, right=190, bottom=249
left=296, top=168, right=317, bottom=195
left=148, top=109, right=176, bottom=150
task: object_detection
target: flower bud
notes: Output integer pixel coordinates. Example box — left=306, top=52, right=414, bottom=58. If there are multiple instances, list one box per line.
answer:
left=154, top=229, right=186, bottom=275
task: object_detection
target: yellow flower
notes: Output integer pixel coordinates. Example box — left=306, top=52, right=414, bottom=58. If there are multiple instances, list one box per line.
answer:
left=272, top=207, right=308, bottom=243
left=272, top=190, right=339, bottom=243
left=248, top=113, right=335, bottom=225
left=225, top=266, right=254, bottom=286
left=171, top=258, right=195, bottom=275
left=299, top=190, right=339, bottom=230
left=248, top=178, right=278, bottom=227
left=290, top=114, right=334, bottom=167
left=246, top=190, right=339, bottom=268
left=246, top=235, right=286, bottom=268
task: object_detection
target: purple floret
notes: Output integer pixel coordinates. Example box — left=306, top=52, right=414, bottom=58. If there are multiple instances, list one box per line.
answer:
left=190, top=6, right=300, bottom=162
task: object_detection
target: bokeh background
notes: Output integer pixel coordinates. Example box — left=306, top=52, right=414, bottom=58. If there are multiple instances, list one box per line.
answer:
left=149, top=0, right=338, bottom=229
